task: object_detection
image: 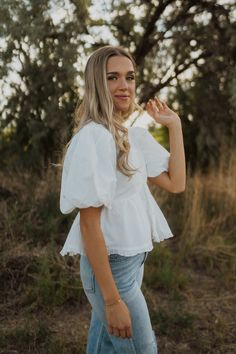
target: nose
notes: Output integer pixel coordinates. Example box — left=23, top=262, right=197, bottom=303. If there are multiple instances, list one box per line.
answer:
left=119, top=77, right=128, bottom=90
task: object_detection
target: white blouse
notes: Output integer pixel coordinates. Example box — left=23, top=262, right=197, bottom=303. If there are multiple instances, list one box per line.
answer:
left=60, top=121, right=174, bottom=256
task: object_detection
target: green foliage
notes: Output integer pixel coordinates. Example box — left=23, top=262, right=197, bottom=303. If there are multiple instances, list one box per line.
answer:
left=145, top=245, right=189, bottom=292
left=0, top=319, right=51, bottom=351
left=1, top=0, right=236, bottom=173
left=24, top=253, right=84, bottom=308
left=151, top=305, right=196, bottom=338
left=105, top=0, right=236, bottom=173
left=0, top=0, right=92, bottom=170
left=0, top=168, right=74, bottom=247
left=0, top=163, right=236, bottom=353
left=170, top=71, right=236, bottom=173
left=0, top=318, right=86, bottom=354
left=148, top=123, right=169, bottom=150
left=21, top=187, right=69, bottom=245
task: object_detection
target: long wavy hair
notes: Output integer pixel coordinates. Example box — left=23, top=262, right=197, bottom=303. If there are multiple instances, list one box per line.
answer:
left=62, top=45, right=142, bottom=178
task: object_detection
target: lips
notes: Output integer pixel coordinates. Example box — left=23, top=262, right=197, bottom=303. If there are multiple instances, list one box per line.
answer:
left=115, top=95, right=130, bottom=100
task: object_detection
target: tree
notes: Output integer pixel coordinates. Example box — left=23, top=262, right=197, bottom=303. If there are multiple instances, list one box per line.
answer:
left=0, top=0, right=91, bottom=170
left=107, top=0, right=236, bottom=172
left=0, top=0, right=235, bottom=173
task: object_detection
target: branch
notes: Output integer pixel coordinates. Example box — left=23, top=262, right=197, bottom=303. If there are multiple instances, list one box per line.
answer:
left=139, top=50, right=213, bottom=103
left=156, top=0, right=199, bottom=43
left=133, top=0, right=176, bottom=65
left=134, top=0, right=205, bottom=66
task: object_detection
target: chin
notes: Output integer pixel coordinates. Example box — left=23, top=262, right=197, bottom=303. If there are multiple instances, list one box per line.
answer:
left=117, top=104, right=131, bottom=114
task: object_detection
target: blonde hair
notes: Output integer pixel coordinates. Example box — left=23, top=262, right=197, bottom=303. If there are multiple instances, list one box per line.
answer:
left=62, top=45, right=142, bottom=178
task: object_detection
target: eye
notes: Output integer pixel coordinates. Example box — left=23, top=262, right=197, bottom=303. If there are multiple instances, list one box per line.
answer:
left=107, top=76, right=117, bottom=81
left=127, top=75, right=135, bottom=81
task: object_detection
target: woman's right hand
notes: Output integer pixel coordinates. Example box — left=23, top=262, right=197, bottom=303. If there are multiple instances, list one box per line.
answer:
left=105, top=299, right=132, bottom=339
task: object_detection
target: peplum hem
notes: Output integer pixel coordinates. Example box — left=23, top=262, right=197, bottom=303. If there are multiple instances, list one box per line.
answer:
left=152, top=232, right=174, bottom=243
left=61, top=244, right=154, bottom=257
left=59, top=185, right=174, bottom=258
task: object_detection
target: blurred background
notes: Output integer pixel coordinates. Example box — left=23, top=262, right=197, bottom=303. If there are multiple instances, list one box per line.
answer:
left=0, top=1, right=235, bottom=353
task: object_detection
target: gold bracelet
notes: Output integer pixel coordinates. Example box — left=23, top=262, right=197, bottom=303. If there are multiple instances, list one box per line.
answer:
left=105, top=298, right=121, bottom=307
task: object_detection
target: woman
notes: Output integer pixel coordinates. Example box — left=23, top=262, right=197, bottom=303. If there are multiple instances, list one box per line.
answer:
left=59, top=45, right=186, bottom=354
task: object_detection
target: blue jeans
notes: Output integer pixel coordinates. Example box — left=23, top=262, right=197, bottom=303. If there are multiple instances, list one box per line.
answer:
left=80, top=251, right=158, bottom=354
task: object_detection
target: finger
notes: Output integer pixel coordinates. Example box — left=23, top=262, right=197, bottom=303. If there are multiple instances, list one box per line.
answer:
left=147, top=100, right=160, bottom=117
left=153, top=100, right=162, bottom=112
left=113, top=328, right=120, bottom=337
left=147, top=99, right=153, bottom=108
left=154, top=97, right=164, bottom=110
left=150, top=99, right=159, bottom=110
left=147, top=98, right=155, bottom=105
left=126, top=327, right=132, bottom=338
left=119, top=329, right=127, bottom=339
left=151, top=100, right=160, bottom=112
left=108, top=326, right=114, bottom=335
left=162, top=100, right=168, bottom=109
left=146, top=101, right=153, bottom=112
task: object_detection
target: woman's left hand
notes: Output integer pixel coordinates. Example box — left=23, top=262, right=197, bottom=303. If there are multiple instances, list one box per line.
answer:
left=146, top=97, right=181, bottom=128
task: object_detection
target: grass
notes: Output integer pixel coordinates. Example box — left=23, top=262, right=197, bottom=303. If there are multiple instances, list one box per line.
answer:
left=23, top=253, right=85, bottom=309
left=144, top=246, right=189, bottom=292
left=0, top=146, right=236, bottom=353
left=0, top=319, right=50, bottom=351
left=0, top=318, right=87, bottom=354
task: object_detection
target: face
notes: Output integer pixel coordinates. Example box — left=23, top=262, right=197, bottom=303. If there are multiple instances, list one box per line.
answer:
left=106, top=55, right=136, bottom=114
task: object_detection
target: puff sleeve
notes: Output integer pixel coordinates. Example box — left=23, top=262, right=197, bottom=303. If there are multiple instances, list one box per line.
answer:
left=60, top=125, right=117, bottom=214
left=138, top=127, right=170, bottom=177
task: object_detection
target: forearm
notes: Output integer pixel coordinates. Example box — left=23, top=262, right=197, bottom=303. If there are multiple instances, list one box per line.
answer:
left=80, top=223, right=120, bottom=303
left=168, top=119, right=186, bottom=192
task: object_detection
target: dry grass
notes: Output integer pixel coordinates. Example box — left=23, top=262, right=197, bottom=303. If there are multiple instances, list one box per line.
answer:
left=0, top=147, right=236, bottom=353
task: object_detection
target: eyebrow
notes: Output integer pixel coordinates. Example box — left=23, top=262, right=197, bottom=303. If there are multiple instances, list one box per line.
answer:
left=106, top=71, right=135, bottom=75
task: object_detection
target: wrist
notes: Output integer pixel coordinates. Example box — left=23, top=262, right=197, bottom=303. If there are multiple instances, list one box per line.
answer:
left=105, top=297, right=121, bottom=307
left=103, top=289, right=120, bottom=303
left=167, top=117, right=182, bottom=129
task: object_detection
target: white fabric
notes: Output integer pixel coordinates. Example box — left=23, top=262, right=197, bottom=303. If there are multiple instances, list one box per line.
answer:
left=60, top=121, right=174, bottom=256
